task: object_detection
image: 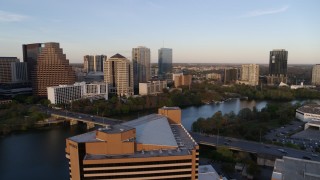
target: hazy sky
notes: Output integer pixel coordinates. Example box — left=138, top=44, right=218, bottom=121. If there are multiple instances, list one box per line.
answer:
left=1, top=0, right=320, bottom=64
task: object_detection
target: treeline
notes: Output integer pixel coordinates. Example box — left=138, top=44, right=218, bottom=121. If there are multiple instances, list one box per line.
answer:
left=192, top=102, right=301, bottom=141
left=68, top=89, right=202, bottom=117
left=0, top=102, right=49, bottom=134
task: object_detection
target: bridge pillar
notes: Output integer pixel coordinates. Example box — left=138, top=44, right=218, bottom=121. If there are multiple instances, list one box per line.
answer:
left=70, top=119, right=78, bottom=126
left=87, top=122, right=95, bottom=129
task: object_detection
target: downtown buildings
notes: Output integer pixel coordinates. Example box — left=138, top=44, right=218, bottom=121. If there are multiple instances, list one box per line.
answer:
left=312, top=64, right=320, bottom=86
left=132, top=46, right=151, bottom=90
left=104, top=54, right=134, bottom=96
left=84, top=55, right=106, bottom=73
left=267, top=49, right=288, bottom=85
left=0, top=57, right=28, bottom=83
left=23, top=42, right=76, bottom=96
left=66, top=107, right=199, bottom=180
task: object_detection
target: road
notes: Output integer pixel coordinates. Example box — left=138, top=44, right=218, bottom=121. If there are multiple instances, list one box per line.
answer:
left=190, top=132, right=320, bottom=161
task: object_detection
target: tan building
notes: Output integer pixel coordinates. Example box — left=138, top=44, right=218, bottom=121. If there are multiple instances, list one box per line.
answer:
left=66, top=107, right=199, bottom=180
left=173, top=74, right=192, bottom=87
left=0, top=57, right=28, bottom=83
left=104, top=54, right=134, bottom=96
left=237, top=64, right=259, bottom=86
left=206, top=73, right=221, bottom=81
left=83, top=55, right=106, bottom=73
left=312, top=64, right=320, bottom=86
left=23, top=42, right=76, bottom=96
left=139, top=80, right=167, bottom=95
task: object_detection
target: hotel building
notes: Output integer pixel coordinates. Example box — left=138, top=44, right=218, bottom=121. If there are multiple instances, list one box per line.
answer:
left=47, top=82, right=108, bottom=104
left=66, top=107, right=199, bottom=180
left=23, top=42, right=76, bottom=96
left=103, top=54, right=133, bottom=96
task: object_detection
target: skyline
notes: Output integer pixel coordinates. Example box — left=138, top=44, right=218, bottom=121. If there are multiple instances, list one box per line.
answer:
left=1, top=0, right=320, bottom=64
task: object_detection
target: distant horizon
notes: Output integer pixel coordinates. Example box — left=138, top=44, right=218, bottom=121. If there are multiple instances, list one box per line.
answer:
left=1, top=0, right=319, bottom=64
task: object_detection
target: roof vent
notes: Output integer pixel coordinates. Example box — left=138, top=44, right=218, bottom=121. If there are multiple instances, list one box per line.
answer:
left=177, top=148, right=181, bottom=152
left=120, top=128, right=124, bottom=132
left=141, top=150, right=144, bottom=154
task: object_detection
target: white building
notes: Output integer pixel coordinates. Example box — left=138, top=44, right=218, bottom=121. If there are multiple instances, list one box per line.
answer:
left=296, top=104, right=320, bottom=122
left=47, top=82, right=108, bottom=104
left=139, top=81, right=167, bottom=95
left=290, top=82, right=315, bottom=89
left=312, top=64, right=320, bottom=86
left=237, top=64, right=259, bottom=86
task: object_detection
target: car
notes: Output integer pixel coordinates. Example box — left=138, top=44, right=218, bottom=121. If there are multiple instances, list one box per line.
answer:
left=90, top=115, right=93, bottom=118
left=311, top=153, right=318, bottom=157
left=264, top=145, right=271, bottom=148
left=224, top=142, right=230, bottom=145
left=78, top=116, right=82, bottom=118
left=278, top=149, right=287, bottom=154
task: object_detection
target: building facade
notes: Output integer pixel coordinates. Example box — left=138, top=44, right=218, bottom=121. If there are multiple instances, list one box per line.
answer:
left=312, top=64, right=320, bottom=86
left=224, top=68, right=238, bottom=84
left=237, top=64, right=259, bottom=86
left=66, top=107, right=199, bottom=180
left=23, top=42, right=76, bottom=96
left=47, top=82, right=108, bottom=104
left=158, top=48, right=173, bottom=76
left=206, top=73, right=221, bottom=81
left=173, top=74, right=192, bottom=88
left=103, top=54, right=133, bottom=96
left=132, top=46, right=151, bottom=89
left=267, top=49, right=288, bottom=85
left=0, top=57, right=28, bottom=83
left=296, top=104, right=320, bottom=122
left=84, top=55, right=106, bottom=73
left=139, top=80, right=167, bottom=95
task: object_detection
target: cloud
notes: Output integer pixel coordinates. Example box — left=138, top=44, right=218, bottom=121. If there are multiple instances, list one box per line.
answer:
left=0, top=10, right=29, bottom=22
left=241, top=5, right=289, bottom=18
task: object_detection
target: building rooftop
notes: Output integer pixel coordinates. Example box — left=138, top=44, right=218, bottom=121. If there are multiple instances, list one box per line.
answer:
left=198, top=165, right=221, bottom=180
left=110, top=53, right=126, bottom=59
left=101, top=124, right=134, bottom=134
left=297, top=104, right=320, bottom=115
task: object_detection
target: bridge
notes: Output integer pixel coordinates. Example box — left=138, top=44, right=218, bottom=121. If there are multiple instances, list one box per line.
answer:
left=47, top=109, right=122, bottom=129
left=190, top=132, right=320, bottom=166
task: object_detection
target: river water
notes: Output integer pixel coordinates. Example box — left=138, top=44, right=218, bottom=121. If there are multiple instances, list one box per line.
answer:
left=0, top=99, right=318, bottom=179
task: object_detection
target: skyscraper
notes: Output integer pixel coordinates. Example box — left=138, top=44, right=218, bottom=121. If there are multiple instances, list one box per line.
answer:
left=83, top=55, right=106, bottom=73
left=224, top=68, right=238, bottom=84
left=312, top=64, right=320, bottom=86
left=267, top=49, right=288, bottom=85
left=132, top=46, right=151, bottom=89
left=238, top=64, right=259, bottom=86
left=104, top=53, right=133, bottom=96
left=23, top=42, right=76, bottom=96
left=158, top=48, right=172, bottom=76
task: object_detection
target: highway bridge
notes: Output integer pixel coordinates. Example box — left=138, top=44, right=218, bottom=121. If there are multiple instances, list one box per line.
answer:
left=190, top=132, right=320, bottom=166
left=47, top=109, right=122, bottom=129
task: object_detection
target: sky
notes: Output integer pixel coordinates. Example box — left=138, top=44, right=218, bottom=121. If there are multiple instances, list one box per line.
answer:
left=1, top=0, right=320, bottom=64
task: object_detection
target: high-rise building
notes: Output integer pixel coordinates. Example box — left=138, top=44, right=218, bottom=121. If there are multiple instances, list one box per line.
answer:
left=0, top=57, right=28, bottom=83
left=132, top=46, right=151, bottom=89
left=104, top=53, right=133, bottom=96
left=83, top=55, right=106, bottom=73
left=238, top=64, right=259, bottom=86
left=267, top=49, right=288, bottom=85
left=173, top=73, right=192, bottom=87
left=23, top=42, right=76, bottom=96
left=224, top=68, right=238, bottom=84
left=66, top=107, right=199, bottom=180
left=312, top=64, right=320, bottom=86
left=158, top=48, right=172, bottom=76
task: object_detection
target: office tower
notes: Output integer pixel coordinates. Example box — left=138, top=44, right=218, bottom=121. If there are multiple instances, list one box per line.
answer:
left=224, top=68, right=238, bottom=84
left=267, top=49, right=288, bottom=85
left=103, top=53, right=133, bottom=96
left=139, top=80, right=167, bottom=95
left=23, top=42, right=76, bottom=96
left=0, top=57, right=28, bottom=83
left=132, top=46, right=151, bottom=89
left=158, top=48, right=172, bottom=76
left=238, top=64, right=259, bottom=86
left=66, top=107, right=199, bottom=180
left=83, top=55, right=106, bottom=73
left=312, top=64, right=320, bottom=86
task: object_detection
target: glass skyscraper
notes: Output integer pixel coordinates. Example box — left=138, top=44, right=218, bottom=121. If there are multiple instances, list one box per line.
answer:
left=158, top=48, right=172, bottom=76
